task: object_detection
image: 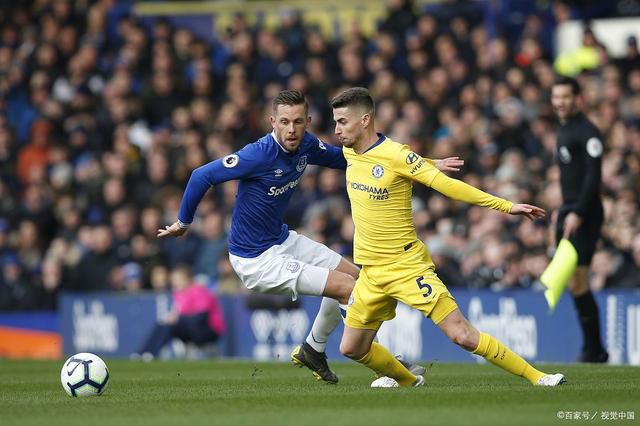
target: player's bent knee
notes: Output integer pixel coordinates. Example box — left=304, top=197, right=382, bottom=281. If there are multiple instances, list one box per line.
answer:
left=340, top=272, right=355, bottom=290
left=339, top=275, right=355, bottom=299
left=448, top=325, right=478, bottom=351
left=460, top=333, right=479, bottom=351
left=438, top=310, right=479, bottom=351
left=339, top=340, right=366, bottom=360
left=336, top=258, right=360, bottom=280
left=455, top=337, right=476, bottom=352
left=323, top=271, right=354, bottom=305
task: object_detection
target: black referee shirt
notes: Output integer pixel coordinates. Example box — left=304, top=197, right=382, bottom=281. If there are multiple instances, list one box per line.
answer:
left=555, top=112, right=603, bottom=217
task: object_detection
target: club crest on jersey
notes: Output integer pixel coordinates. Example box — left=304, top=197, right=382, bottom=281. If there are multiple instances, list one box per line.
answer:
left=406, top=152, right=419, bottom=164
left=318, top=139, right=326, bottom=150
left=274, top=169, right=283, bottom=177
left=222, top=154, right=239, bottom=168
left=286, top=261, right=301, bottom=273
left=371, top=164, right=384, bottom=179
left=296, top=155, right=308, bottom=172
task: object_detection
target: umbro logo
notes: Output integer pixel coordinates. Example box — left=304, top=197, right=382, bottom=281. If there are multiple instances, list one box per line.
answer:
left=274, top=169, right=283, bottom=177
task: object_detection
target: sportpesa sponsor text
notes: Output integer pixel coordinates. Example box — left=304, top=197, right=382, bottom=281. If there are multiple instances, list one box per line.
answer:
left=268, top=178, right=300, bottom=197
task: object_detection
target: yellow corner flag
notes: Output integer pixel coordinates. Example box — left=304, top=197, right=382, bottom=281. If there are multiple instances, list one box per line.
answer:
left=540, top=239, right=578, bottom=311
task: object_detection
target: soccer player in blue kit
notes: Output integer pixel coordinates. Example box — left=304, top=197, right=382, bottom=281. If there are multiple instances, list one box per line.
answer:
left=159, top=90, right=461, bottom=383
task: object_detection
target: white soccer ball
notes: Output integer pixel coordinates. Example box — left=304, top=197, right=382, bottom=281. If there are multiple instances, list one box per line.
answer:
left=60, top=353, right=110, bottom=397
left=371, top=376, right=400, bottom=388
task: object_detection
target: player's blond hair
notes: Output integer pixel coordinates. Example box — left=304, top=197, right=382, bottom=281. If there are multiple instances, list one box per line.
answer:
left=272, top=90, right=309, bottom=115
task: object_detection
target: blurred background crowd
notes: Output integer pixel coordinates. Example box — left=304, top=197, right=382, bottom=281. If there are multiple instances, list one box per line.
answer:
left=0, top=0, right=639, bottom=311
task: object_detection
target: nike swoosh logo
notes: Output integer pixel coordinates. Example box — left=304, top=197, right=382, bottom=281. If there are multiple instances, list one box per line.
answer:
left=66, top=358, right=91, bottom=376
left=346, top=163, right=352, bottom=167
left=493, top=346, right=501, bottom=359
left=67, top=362, right=82, bottom=376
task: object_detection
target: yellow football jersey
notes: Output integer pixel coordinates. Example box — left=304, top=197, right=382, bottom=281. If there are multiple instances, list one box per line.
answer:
left=343, top=134, right=513, bottom=266
left=343, top=135, right=438, bottom=265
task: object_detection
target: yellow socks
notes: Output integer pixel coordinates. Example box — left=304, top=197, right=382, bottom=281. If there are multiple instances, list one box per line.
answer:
left=356, top=334, right=544, bottom=386
left=356, top=342, right=417, bottom=387
left=472, top=332, right=545, bottom=385
left=541, top=239, right=578, bottom=310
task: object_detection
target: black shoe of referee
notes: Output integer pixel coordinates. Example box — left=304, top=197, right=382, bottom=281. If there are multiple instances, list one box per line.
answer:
left=291, top=342, right=338, bottom=384
left=578, top=349, right=609, bottom=363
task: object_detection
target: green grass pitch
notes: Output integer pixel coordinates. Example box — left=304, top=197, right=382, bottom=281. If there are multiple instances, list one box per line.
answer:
left=1, top=360, right=638, bottom=426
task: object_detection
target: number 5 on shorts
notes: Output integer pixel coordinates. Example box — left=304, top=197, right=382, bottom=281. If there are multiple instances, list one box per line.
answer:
left=416, top=276, right=432, bottom=297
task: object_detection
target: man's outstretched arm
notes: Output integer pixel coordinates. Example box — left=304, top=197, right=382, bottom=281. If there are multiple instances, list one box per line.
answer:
left=393, top=145, right=542, bottom=219
left=429, top=172, right=545, bottom=220
left=158, top=150, right=259, bottom=238
left=158, top=160, right=222, bottom=238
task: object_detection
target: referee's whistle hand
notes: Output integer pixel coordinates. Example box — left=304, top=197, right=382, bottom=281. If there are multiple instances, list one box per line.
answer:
left=157, top=221, right=187, bottom=238
left=510, top=203, right=546, bottom=221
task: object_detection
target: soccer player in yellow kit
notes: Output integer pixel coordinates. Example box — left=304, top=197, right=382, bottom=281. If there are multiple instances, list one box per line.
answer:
left=331, top=87, right=566, bottom=387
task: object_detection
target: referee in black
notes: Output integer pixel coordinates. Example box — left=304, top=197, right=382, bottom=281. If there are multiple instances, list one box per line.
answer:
left=550, top=76, right=608, bottom=363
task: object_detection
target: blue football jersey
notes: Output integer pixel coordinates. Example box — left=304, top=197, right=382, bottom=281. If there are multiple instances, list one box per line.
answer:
left=178, top=131, right=346, bottom=258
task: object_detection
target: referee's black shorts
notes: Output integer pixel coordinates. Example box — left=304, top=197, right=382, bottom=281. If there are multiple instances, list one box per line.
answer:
left=555, top=204, right=603, bottom=266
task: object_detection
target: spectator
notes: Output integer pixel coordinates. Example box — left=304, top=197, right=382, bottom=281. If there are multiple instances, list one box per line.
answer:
left=380, top=0, right=418, bottom=37
left=17, top=119, right=51, bottom=186
left=137, top=265, right=225, bottom=359
left=69, top=224, right=119, bottom=291
left=0, top=254, right=35, bottom=310
left=192, top=211, right=227, bottom=284
left=36, top=257, right=65, bottom=310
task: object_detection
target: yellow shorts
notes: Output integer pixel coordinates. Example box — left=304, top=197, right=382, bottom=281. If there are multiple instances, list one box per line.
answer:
left=345, top=242, right=458, bottom=330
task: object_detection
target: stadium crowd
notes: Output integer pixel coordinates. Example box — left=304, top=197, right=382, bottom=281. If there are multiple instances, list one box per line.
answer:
left=0, top=0, right=638, bottom=311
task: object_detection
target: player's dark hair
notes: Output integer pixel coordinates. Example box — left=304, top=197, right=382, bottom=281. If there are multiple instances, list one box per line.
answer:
left=272, top=90, right=308, bottom=114
left=330, top=87, right=375, bottom=114
left=552, top=76, right=581, bottom=96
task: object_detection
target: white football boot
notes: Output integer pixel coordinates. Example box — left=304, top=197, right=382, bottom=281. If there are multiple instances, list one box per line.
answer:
left=536, top=373, right=567, bottom=386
